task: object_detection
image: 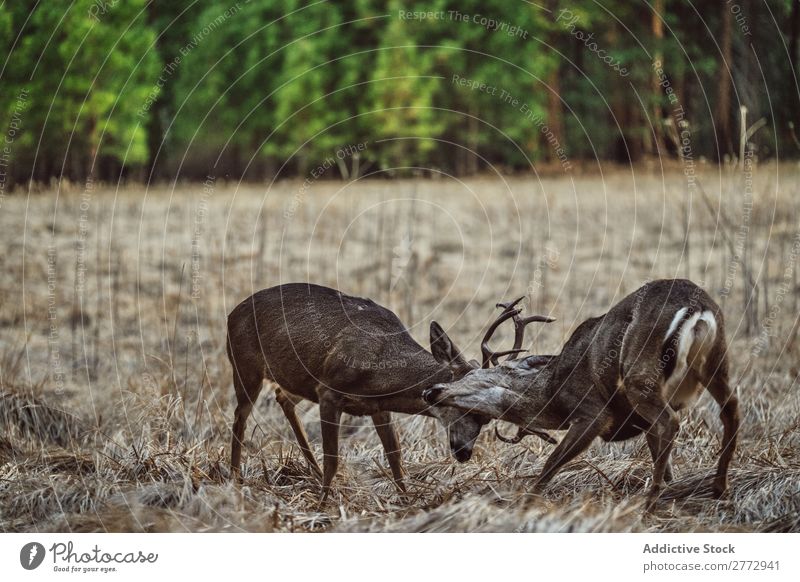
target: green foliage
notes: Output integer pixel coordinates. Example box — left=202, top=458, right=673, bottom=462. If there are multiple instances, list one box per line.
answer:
left=268, top=1, right=350, bottom=168
left=2, top=1, right=157, bottom=179
left=0, top=0, right=797, bottom=182
left=366, top=1, right=446, bottom=170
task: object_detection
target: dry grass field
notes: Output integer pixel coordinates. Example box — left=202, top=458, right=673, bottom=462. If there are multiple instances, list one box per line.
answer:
left=1, top=163, right=799, bottom=532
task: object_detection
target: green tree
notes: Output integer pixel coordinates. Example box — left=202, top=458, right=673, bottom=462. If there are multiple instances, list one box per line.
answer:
left=170, top=0, right=291, bottom=179
left=268, top=1, right=355, bottom=176
left=366, top=1, right=446, bottom=173
left=2, top=1, right=157, bottom=181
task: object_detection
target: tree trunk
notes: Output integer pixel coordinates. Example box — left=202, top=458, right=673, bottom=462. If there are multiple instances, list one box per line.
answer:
left=651, top=0, right=665, bottom=156
left=790, top=0, right=800, bottom=128
left=791, top=0, right=800, bottom=74
left=607, top=25, right=640, bottom=162
left=467, top=104, right=479, bottom=174
left=546, top=66, right=564, bottom=163
left=546, top=0, right=564, bottom=163
left=714, top=6, right=733, bottom=161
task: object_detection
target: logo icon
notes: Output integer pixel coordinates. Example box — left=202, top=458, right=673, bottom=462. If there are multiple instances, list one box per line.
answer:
left=20, top=542, right=46, bottom=570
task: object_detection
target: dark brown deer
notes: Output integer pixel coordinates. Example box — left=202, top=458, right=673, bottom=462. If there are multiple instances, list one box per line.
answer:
left=226, top=283, right=551, bottom=499
left=424, top=279, right=740, bottom=508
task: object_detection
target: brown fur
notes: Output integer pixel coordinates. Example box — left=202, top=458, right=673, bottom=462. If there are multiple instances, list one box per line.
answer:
left=425, top=279, right=740, bottom=508
left=227, top=283, right=486, bottom=499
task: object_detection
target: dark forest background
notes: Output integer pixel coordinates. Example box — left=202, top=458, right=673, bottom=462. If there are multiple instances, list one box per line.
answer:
left=1, top=0, right=797, bottom=186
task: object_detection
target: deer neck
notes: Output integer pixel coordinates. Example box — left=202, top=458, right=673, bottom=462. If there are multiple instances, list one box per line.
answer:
left=501, top=361, right=566, bottom=429
left=378, top=353, right=452, bottom=417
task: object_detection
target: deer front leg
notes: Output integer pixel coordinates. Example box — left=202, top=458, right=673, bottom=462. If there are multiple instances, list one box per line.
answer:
left=230, top=370, right=263, bottom=483
left=534, top=415, right=608, bottom=491
left=318, top=394, right=343, bottom=502
left=646, top=431, right=674, bottom=483
left=371, top=412, right=406, bottom=493
left=231, top=401, right=252, bottom=483
left=645, top=413, right=678, bottom=510
left=275, top=388, right=322, bottom=479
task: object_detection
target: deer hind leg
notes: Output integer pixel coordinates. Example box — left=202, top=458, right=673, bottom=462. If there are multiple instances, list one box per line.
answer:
left=534, top=414, right=609, bottom=491
left=646, top=431, right=674, bottom=483
left=705, top=370, right=739, bottom=498
left=625, top=375, right=680, bottom=509
left=275, top=388, right=322, bottom=478
left=318, top=394, right=343, bottom=502
left=231, top=371, right=263, bottom=482
left=371, top=412, right=406, bottom=493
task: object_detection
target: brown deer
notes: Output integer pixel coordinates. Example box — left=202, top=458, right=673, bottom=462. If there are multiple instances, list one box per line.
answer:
left=424, top=279, right=740, bottom=508
left=226, top=283, right=551, bottom=499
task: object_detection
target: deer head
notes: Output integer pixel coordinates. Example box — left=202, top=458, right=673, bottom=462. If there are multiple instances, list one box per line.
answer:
left=426, top=299, right=555, bottom=455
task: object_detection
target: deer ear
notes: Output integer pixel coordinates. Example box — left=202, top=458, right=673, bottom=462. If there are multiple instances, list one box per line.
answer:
left=430, top=321, right=469, bottom=367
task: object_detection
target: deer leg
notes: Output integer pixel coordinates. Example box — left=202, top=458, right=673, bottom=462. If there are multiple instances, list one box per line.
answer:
left=705, top=372, right=739, bottom=498
left=230, top=369, right=263, bottom=482
left=626, top=383, right=679, bottom=509
left=646, top=431, right=674, bottom=483
left=534, top=416, right=607, bottom=490
left=275, top=388, right=322, bottom=479
left=231, top=401, right=252, bottom=482
left=318, top=395, right=343, bottom=502
left=371, top=412, right=406, bottom=493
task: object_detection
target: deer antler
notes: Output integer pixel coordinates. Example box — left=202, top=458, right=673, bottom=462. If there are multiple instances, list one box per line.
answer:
left=481, top=297, right=554, bottom=367
left=481, top=297, right=525, bottom=367
left=497, top=298, right=554, bottom=362
left=495, top=425, right=558, bottom=445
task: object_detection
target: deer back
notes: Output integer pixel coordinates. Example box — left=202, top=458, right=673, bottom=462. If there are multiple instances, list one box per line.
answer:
left=226, top=283, right=449, bottom=403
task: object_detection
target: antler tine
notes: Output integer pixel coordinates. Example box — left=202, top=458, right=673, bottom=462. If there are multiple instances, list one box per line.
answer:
left=495, top=425, right=558, bottom=445
left=481, top=296, right=556, bottom=367
left=506, top=313, right=556, bottom=362
left=496, top=296, right=525, bottom=311
left=480, top=305, right=521, bottom=368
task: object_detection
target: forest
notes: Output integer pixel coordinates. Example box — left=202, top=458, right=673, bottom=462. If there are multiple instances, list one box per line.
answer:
left=1, top=0, right=797, bottom=185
